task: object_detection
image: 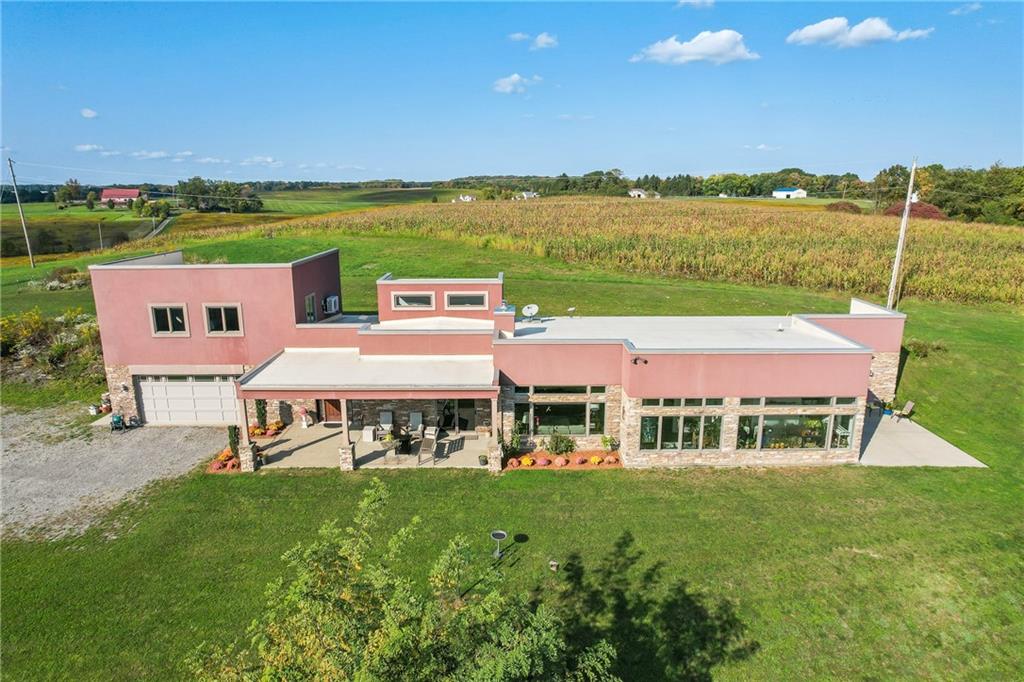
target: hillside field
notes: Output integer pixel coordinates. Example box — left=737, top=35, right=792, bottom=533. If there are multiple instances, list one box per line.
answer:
left=0, top=203, right=153, bottom=255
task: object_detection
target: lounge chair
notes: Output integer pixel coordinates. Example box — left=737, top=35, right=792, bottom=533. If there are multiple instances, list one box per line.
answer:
left=408, top=411, right=424, bottom=439
left=418, top=426, right=438, bottom=464
left=376, top=410, right=394, bottom=440
left=892, top=400, right=915, bottom=422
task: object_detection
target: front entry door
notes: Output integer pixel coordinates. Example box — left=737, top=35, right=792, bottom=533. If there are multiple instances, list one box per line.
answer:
left=323, top=399, right=343, bottom=423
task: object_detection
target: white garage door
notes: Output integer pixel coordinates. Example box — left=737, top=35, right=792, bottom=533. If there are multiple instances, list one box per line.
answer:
left=137, top=375, right=238, bottom=425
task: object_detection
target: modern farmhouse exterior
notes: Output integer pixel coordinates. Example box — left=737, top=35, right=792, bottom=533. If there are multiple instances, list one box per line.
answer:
left=90, top=249, right=904, bottom=472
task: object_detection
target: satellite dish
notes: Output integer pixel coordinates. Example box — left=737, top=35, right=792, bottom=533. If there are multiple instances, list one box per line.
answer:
left=522, top=303, right=539, bottom=318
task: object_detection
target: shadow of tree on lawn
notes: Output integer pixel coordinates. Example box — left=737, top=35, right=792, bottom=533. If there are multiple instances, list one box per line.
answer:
left=547, top=531, right=759, bottom=681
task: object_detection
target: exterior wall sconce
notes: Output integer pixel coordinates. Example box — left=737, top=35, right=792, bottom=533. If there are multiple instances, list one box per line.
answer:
left=631, top=357, right=648, bottom=365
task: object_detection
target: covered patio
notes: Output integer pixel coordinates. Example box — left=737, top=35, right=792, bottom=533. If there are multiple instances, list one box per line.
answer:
left=235, top=348, right=500, bottom=471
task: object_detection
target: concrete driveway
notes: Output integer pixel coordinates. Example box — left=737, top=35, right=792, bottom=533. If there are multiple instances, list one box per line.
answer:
left=1, top=406, right=224, bottom=538
left=859, top=411, right=986, bottom=467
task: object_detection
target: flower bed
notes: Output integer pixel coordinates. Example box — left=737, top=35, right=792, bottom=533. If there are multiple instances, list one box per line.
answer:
left=206, top=447, right=241, bottom=474
left=504, top=450, right=621, bottom=471
left=249, top=419, right=285, bottom=439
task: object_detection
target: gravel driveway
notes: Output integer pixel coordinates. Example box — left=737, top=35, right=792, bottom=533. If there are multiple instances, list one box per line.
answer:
left=1, top=407, right=225, bottom=538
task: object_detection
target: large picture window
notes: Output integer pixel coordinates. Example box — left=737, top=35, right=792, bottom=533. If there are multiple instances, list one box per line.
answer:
left=534, top=403, right=587, bottom=435
left=831, top=415, right=855, bottom=449
left=205, top=304, right=242, bottom=335
left=737, top=416, right=759, bottom=449
left=534, top=386, right=587, bottom=395
left=151, top=305, right=188, bottom=335
left=640, top=414, right=722, bottom=451
left=761, top=415, right=828, bottom=449
left=640, top=416, right=658, bottom=450
left=588, top=403, right=605, bottom=434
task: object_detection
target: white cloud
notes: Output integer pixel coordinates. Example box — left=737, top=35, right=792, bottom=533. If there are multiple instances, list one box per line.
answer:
left=171, top=151, right=194, bottom=163
left=239, top=155, right=283, bottom=167
left=950, top=3, right=982, bottom=16
left=79, top=107, right=98, bottom=119
left=493, top=73, right=542, bottom=94
left=99, top=150, right=121, bottom=157
left=744, top=143, right=781, bottom=151
left=508, top=32, right=530, bottom=42
left=630, top=30, right=759, bottom=65
left=786, top=17, right=933, bottom=48
left=556, top=113, right=595, bottom=121
left=74, top=144, right=102, bottom=152
left=677, top=0, right=715, bottom=7
left=531, top=32, right=558, bottom=50
left=130, top=150, right=169, bottom=159
left=196, top=157, right=230, bottom=164
left=335, top=164, right=367, bottom=171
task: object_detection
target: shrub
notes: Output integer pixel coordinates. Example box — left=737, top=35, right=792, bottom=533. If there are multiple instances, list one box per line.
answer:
left=255, top=399, right=268, bottom=429
left=547, top=431, right=576, bottom=456
left=589, top=455, right=604, bottom=465
left=575, top=456, right=588, bottom=466
left=45, top=266, right=78, bottom=284
left=606, top=456, right=619, bottom=465
left=600, top=435, right=618, bottom=452
left=884, top=200, right=949, bottom=221
left=825, top=201, right=862, bottom=214
left=536, top=457, right=551, bottom=467
left=507, top=457, right=520, bottom=468
left=520, top=456, right=535, bottom=467
left=905, top=338, right=947, bottom=358
left=554, top=456, right=568, bottom=467
left=228, top=425, right=240, bottom=457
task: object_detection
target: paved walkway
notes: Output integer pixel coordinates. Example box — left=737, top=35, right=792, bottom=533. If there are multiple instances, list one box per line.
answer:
left=859, top=412, right=986, bottom=467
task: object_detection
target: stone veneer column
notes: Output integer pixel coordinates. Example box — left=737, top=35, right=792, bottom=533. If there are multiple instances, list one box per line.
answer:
left=338, top=443, right=354, bottom=471
left=105, top=365, right=138, bottom=418
left=869, top=352, right=901, bottom=402
left=720, top=398, right=740, bottom=453
left=618, top=390, right=640, bottom=467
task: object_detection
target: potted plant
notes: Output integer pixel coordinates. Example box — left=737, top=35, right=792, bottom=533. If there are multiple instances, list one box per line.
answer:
left=478, top=453, right=489, bottom=466
left=600, top=435, right=618, bottom=452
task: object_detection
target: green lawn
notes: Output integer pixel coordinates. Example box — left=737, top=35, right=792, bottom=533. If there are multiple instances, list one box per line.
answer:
left=0, top=203, right=152, bottom=255
left=1, top=232, right=1022, bottom=679
left=673, top=196, right=877, bottom=211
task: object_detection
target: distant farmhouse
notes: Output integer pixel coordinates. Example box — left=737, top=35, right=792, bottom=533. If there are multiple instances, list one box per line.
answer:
left=515, top=191, right=540, bottom=201
left=453, top=194, right=476, bottom=203
left=772, top=187, right=807, bottom=199
left=628, top=188, right=660, bottom=199
left=101, top=188, right=140, bottom=206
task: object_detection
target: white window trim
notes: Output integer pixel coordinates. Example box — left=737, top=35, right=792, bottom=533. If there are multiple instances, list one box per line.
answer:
left=444, top=291, right=488, bottom=311
left=203, top=302, right=245, bottom=337
left=304, top=292, right=317, bottom=323
left=149, top=303, right=190, bottom=338
left=392, top=291, right=435, bottom=311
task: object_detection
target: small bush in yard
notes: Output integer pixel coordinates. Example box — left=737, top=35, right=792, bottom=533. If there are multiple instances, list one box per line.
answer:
left=255, top=399, right=268, bottom=429
left=507, top=457, right=520, bottom=468
left=884, top=200, right=949, bottom=220
left=554, top=456, right=568, bottom=467
left=228, top=426, right=240, bottom=457
left=575, top=456, right=588, bottom=466
left=606, top=456, right=619, bottom=465
left=547, top=431, right=576, bottom=456
left=825, top=201, right=862, bottom=214
left=590, top=455, right=604, bottom=465
left=536, top=457, right=551, bottom=467
left=520, top=456, right=534, bottom=467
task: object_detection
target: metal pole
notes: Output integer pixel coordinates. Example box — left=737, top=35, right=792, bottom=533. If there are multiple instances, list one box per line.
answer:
left=886, top=158, right=917, bottom=310
left=98, top=221, right=104, bottom=249
left=7, top=158, right=34, bottom=267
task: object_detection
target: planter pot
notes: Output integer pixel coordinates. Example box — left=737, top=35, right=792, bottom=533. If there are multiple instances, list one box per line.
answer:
left=478, top=455, right=489, bottom=466
left=88, top=405, right=99, bottom=416
left=883, top=408, right=893, bottom=415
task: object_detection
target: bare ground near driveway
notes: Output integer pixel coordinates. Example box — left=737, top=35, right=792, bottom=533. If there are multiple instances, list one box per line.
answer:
left=1, top=406, right=224, bottom=539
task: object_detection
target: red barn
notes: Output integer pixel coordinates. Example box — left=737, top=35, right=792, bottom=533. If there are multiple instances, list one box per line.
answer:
left=100, top=188, right=140, bottom=205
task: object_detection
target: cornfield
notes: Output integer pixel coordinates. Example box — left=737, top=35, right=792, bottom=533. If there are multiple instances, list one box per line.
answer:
left=278, top=197, right=1024, bottom=305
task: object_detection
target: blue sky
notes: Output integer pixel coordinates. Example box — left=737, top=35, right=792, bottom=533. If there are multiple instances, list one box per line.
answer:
left=2, top=1, right=1021, bottom=184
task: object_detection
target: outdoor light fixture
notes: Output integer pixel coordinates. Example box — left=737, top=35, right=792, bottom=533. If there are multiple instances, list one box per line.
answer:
left=490, top=529, right=508, bottom=558
left=631, top=357, right=648, bottom=365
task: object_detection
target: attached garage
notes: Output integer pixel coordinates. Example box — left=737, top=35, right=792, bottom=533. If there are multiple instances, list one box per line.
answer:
left=136, top=375, right=238, bottom=425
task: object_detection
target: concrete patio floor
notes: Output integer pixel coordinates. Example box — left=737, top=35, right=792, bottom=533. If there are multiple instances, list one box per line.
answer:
left=258, top=422, right=490, bottom=469
left=859, top=411, right=986, bottom=467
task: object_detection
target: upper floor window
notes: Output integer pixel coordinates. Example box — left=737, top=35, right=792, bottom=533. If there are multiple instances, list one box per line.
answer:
left=304, top=293, right=316, bottom=323
left=445, top=292, right=487, bottom=310
left=151, top=304, right=188, bottom=336
left=393, top=292, right=435, bottom=310
left=205, top=304, right=242, bottom=335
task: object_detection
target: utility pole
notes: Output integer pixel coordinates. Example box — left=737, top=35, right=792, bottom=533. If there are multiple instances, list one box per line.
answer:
left=98, top=221, right=104, bottom=249
left=6, top=158, right=35, bottom=268
left=886, top=158, right=917, bottom=310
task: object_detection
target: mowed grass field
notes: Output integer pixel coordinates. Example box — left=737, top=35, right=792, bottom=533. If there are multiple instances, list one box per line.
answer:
left=0, top=202, right=152, bottom=255
left=1, top=224, right=1022, bottom=679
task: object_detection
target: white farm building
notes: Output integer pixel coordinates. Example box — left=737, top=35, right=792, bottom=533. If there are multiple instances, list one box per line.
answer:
left=772, top=187, right=807, bottom=199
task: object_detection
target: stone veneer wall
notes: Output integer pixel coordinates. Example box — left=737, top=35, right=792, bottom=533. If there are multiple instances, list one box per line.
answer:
left=348, top=399, right=493, bottom=434
left=245, top=398, right=318, bottom=426
left=104, top=365, right=138, bottom=418
left=869, top=352, right=901, bottom=402
left=619, top=394, right=866, bottom=468
left=499, top=385, right=622, bottom=453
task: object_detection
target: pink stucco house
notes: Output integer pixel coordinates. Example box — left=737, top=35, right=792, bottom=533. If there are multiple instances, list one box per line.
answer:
left=90, top=248, right=905, bottom=471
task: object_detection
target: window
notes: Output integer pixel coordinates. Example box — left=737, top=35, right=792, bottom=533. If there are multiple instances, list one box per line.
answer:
left=393, top=292, right=434, bottom=309
left=681, top=416, right=701, bottom=449
left=590, top=385, right=606, bottom=395
left=660, top=416, right=681, bottom=449
left=534, top=386, right=587, bottom=395
left=765, top=397, right=830, bottom=406
left=663, top=399, right=682, bottom=406
left=835, top=397, right=857, bottom=405
left=702, top=416, right=722, bottom=449
left=151, top=305, right=188, bottom=335
left=737, top=416, right=760, bottom=449
left=642, top=398, right=660, bottom=406
left=831, top=415, right=855, bottom=449
left=513, top=385, right=529, bottom=395
left=761, top=415, right=828, bottom=449
left=588, top=403, right=606, bottom=434
left=205, top=305, right=242, bottom=335
left=304, top=293, right=316, bottom=323
left=640, top=416, right=658, bottom=450
left=641, top=398, right=681, bottom=406
left=705, top=398, right=724, bottom=406
left=684, top=398, right=703, bottom=407
left=514, top=403, right=530, bottom=432
left=445, top=292, right=487, bottom=309
left=740, top=398, right=762, bottom=406
left=534, top=403, right=587, bottom=435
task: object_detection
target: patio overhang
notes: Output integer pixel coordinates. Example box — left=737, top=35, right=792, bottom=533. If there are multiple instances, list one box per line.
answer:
left=236, top=348, right=499, bottom=400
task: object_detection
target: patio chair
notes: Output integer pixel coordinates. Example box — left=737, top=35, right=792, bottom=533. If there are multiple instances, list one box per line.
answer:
left=418, top=426, right=438, bottom=464
left=408, top=411, right=424, bottom=439
left=892, top=400, right=915, bottom=423
left=376, top=411, right=394, bottom=440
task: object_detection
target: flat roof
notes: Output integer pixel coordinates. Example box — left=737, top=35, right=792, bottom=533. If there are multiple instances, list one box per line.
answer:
left=90, top=248, right=339, bottom=270
left=239, top=349, right=496, bottom=390
left=505, top=316, right=866, bottom=353
left=369, top=316, right=494, bottom=332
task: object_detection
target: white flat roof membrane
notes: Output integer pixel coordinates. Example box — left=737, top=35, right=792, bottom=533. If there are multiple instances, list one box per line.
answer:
left=241, top=349, right=495, bottom=390
left=511, top=316, right=862, bottom=352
